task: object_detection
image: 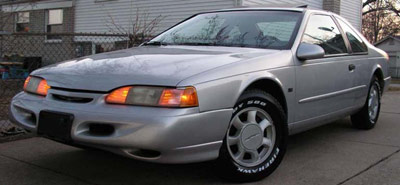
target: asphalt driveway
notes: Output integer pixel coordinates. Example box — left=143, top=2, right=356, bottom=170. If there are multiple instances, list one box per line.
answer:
left=0, top=91, right=399, bottom=185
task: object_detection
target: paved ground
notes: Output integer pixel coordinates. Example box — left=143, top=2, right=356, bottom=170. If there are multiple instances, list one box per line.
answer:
left=0, top=91, right=399, bottom=185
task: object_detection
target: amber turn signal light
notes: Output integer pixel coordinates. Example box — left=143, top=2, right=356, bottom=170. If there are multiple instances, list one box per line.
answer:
left=23, top=76, right=31, bottom=90
left=159, top=87, right=198, bottom=107
left=105, top=86, right=132, bottom=104
left=36, top=79, right=51, bottom=96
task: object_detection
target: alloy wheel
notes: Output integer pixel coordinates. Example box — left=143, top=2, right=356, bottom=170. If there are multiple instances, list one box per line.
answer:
left=226, top=107, right=276, bottom=167
left=368, top=85, right=379, bottom=122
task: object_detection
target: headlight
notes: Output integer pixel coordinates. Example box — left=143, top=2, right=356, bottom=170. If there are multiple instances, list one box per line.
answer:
left=23, top=76, right=51, bottom=96
left=105, top=86, right=198, bottom=107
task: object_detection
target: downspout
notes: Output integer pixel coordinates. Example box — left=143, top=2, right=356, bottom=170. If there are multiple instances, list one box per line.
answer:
left=72, top=0, right=76, bottom=33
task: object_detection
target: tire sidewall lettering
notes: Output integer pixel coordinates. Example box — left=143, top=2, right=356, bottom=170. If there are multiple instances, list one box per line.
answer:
left=236, top=148, right=280, bottom=174
left=233, top=99, right=267, bottom=114
left=231, top=98, right=280, bottom=175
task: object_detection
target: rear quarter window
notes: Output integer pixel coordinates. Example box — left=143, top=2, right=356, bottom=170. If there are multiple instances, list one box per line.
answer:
left=335, top=17, right=368, bottom=53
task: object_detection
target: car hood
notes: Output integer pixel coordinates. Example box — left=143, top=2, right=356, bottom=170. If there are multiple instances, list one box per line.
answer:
left=32, top=46, right=280, bottom=92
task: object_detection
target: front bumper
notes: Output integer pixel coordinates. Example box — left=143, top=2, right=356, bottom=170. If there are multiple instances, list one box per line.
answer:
left=9, top=89, right=232, bottom=163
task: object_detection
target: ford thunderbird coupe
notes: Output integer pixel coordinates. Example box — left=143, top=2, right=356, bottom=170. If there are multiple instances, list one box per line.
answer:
left=10, top=7, right=390, bottom=182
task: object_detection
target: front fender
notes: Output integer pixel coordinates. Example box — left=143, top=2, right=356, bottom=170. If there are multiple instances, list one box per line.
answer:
left=185, top=68, right=295, bottom=123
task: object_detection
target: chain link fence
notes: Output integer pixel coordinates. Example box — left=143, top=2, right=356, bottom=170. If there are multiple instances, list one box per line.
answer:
left=0, top=32, right=137, bottom=138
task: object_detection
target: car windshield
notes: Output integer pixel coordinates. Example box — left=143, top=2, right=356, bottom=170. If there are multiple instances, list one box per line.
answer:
left=149, top=11, right=302, bottom=49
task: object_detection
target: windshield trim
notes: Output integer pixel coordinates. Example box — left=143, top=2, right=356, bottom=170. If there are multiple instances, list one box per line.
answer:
left=143, top=10, right=305, bottom=50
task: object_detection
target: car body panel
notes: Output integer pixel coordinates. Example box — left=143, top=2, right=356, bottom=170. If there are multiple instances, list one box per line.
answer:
left=10, top=91, right=232, bottom=163
left=294, top=55, right=362, bottom=121
left=32, top=46, right=280, bottom=92
left=10, top=8, right=390, bottom=164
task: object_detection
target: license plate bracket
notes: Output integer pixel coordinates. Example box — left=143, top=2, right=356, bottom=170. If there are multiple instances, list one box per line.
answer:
left=38, top=111, right=74, bottom=142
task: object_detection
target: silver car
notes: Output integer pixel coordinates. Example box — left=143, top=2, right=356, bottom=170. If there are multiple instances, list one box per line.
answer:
left=10, top=7, right=391, bottom=182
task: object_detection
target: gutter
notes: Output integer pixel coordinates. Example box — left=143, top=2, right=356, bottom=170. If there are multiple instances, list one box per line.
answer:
left=0, top=0, right=43, bottom=6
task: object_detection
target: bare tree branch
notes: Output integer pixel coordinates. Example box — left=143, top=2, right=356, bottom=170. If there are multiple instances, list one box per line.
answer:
left=106, top=1, right=165, bottom=48
left=363, top=0, right=378, bottom=8
left=362, top=0, right=400, bottom=43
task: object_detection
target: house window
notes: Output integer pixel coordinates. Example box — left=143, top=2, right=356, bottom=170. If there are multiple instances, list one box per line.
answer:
left=16, top=12, right=30, bottom=32
left=46, top=9, right=63, bottom=40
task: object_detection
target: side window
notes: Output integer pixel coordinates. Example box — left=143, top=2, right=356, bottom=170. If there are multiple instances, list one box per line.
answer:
left=336, top=17, right=368, bottom=53
left=46, top=9, right=64, bottom=40
left=302, top=14, right=347, bottom=55
left=16, top=12, right=30, bottom=32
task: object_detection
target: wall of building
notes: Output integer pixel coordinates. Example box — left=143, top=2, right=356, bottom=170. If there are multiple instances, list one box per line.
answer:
left=340, top=0, right=362, bottom=31
left=0, top=4, right=77, bottom=65
left=243, top=0, right=362, bottom=31
left=376, top=38, right=400, bottom=78
left=242, top=0, right=323, bottom=9
left=1, top=7, right=74, bottom=33
left=323, top=0, right=341, bottom=14
left=74, top=0, right=239, bottom=34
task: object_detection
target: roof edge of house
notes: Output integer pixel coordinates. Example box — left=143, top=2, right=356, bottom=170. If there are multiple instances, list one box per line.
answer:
left=375, top=35, right=400, bottom=46
left=0, top=0, right=53, bottom=6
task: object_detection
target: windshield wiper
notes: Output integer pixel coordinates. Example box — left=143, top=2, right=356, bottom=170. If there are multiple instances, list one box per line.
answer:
left=176, top=42, right=216, bottom=46
left=143, top=41, right=168, bottom=46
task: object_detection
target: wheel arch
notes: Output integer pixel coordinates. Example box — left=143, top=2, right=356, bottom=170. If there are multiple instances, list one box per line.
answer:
left=372, top=64, right=385, bottom=91
left=238, top=78, right=288, bottom=118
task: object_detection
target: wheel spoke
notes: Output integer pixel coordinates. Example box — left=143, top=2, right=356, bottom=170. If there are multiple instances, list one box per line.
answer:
left=232, top=117, right=245, bottom=129
left=235, top=144, right=246, bottom=160
left=227, top=107, right=277, bottom=167
left=259, top=119, right=271, bottom=132
left=262, top=137, right=272, bottom=147
left=373, top=106, right=378, bottom=115
left=228, top=135, right=240, bottom=146
left=367, top=87, right=380, bottom=120
left=249, top=150, right=260, bottom=162
left=247, top=110, right=257, bottom=123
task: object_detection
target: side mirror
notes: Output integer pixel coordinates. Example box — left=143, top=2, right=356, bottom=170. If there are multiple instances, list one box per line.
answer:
left=297, top=43, right=325, bottom=60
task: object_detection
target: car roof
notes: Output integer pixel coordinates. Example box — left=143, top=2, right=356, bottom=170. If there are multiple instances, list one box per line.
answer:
left=217, top=7, right=305, bottom=12
left=200, top=7, right=333, bottom=15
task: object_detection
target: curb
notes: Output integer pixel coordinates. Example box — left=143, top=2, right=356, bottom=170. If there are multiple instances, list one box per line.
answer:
left=389, top=84, right=400, bottom=91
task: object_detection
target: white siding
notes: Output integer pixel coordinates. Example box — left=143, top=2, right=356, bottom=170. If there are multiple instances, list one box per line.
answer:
left=376, top=39, right=400, bottom=78
left=242, top=0, right=362, bottom=31
left=242, top=0, right=323, bottom=9
left=74, top=0, right=237, bottom=34
left=340, top=0, right=362, bottom=30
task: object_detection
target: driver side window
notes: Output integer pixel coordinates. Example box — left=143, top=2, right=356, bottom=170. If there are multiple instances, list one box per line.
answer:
left=302, top=14, right=348, bottom=55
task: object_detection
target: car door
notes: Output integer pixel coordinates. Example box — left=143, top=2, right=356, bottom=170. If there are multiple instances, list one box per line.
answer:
left=294, top=14, right=355, bottom=122
left=334, top=16, right=370, bottom=108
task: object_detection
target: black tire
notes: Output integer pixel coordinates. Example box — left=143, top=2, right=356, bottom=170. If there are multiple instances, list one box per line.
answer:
left=351, top=77, right=381, bottom=130
left=216, top=89, right=288, bottom=182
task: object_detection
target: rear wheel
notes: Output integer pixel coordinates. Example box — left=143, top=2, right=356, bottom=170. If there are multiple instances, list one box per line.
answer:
left=351, top=77, right=381, bottom=129
left=216, top=90, right=287, bottom=182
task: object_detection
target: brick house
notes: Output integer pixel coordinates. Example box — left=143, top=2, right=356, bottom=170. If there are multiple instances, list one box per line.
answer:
left=1, top=0, right=74, bottom=33
left=0, top=0, right=79, bottom=65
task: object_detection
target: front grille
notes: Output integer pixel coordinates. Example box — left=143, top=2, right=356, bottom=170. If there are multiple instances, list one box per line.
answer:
left=52, top=94, right=93, bottom=103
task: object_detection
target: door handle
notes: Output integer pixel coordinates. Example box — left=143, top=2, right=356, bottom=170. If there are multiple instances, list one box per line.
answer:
left=348, top=64, right=356, bottom=71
